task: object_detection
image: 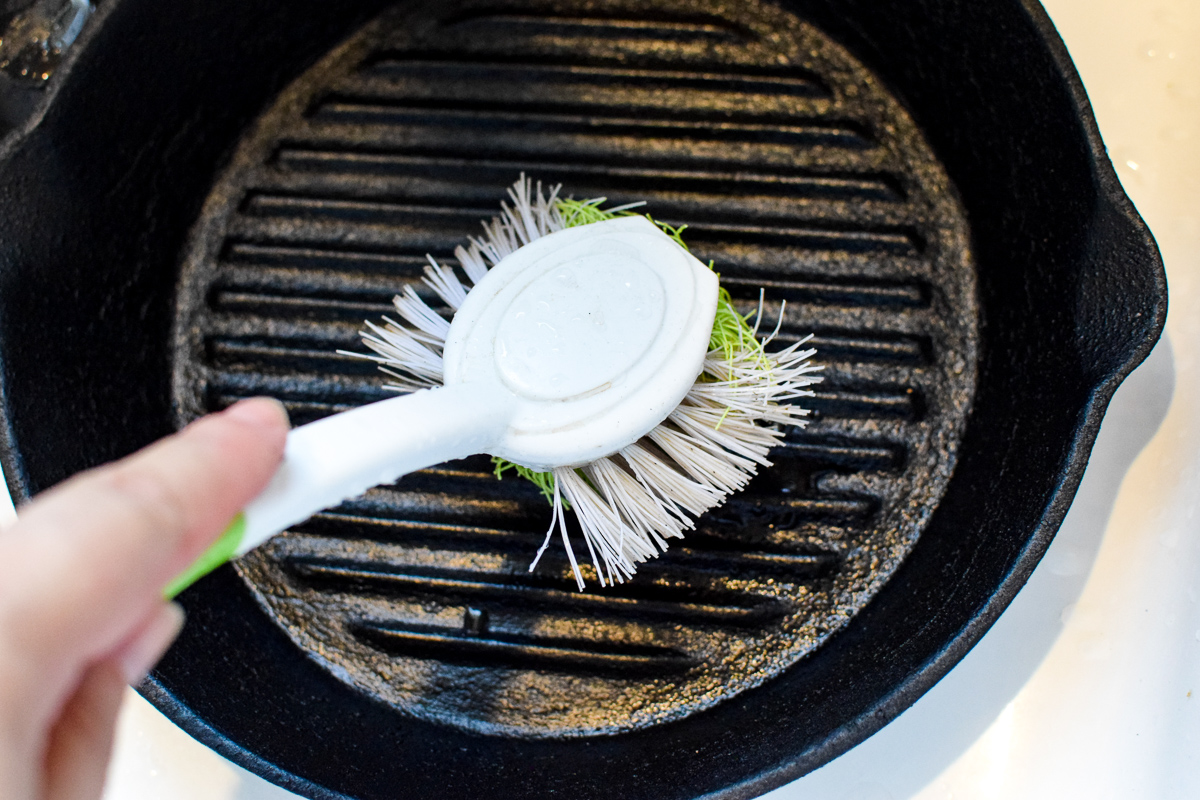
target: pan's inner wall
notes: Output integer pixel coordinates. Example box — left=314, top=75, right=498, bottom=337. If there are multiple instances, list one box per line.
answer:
left=172, top=0, right=978, bottom=738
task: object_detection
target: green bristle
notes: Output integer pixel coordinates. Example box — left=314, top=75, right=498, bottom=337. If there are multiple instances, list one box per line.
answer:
left=491, top=457, right=565, bottom=507
left=708, top=286, right=773, bottom=371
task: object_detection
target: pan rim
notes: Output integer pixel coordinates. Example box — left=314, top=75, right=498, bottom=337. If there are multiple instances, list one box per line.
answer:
left=0, top=0, right=1167, bottom=795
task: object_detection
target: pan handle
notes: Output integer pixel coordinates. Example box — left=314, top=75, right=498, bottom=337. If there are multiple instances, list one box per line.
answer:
left=0, top=0, right=92, bottom=136
left=1074, top=193, right=1168, bottom=385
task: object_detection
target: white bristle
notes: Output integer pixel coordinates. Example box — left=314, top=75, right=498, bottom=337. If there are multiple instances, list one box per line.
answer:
left=555, top=467, right=639, bottom=588
left=454, top=244, right=489, bottom=285
left=585, top=458, right=687, bottom=547
left=619, top=442, right=723, bottom=517
left=392, top=287, right=452, bottom=340
left=529, top=477, right=582, bottom=587
left=350, top=176, right=821, bottom=589
left=341, top=318, right=444, bottom=389
left=668, top=404, right=777, bottom=466
left=477, top=218, right=519, bottom=262
left=422, top=255, right=469, bottom=310
left=647, top=425, right=757, bottom=495
left=505, top=178, right=538, bottom=244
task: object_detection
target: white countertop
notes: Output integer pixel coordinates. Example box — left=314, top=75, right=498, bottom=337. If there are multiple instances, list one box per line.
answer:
left=95, top=0, right=1200, bottom=797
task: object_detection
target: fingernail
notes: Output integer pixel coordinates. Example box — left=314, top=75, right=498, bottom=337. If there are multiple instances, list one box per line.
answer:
left=223, top=397, right=290, bottom=429
left=119, top=602, right=186, bottom=685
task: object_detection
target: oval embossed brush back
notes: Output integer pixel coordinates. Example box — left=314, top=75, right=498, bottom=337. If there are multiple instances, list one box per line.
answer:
left=171, top=0, right=979, bottom=739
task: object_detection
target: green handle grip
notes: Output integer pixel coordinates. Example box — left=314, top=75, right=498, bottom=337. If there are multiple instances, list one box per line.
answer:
left=164, top=512, right=247, bottom=600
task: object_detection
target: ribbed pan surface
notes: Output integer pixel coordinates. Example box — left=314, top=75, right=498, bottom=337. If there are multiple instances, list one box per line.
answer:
left=172, top=0, right=978, bottom=737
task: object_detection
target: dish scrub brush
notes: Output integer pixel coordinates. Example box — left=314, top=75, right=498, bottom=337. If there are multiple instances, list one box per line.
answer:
left=347, top=176, right=821, bottom=590
left=165, top=175, right=819, bottom=597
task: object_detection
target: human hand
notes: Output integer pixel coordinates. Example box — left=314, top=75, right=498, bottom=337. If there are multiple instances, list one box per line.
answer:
left=0, top=398, right=289, bottom=800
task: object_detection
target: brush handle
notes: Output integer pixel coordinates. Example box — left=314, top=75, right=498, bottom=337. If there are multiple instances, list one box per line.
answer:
left=165, top=385, right=513, bottom=598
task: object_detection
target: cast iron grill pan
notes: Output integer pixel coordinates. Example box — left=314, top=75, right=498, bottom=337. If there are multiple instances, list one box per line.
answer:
left=0, top=0, right=1164, bottom=797
left=171, top=0, right=977, bottom=740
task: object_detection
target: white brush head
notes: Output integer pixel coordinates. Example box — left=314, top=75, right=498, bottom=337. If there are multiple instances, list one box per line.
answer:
left=442, top=216, right=719, bottom=470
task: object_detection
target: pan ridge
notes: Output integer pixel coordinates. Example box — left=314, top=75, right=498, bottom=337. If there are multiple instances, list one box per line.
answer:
left=171, top=0, right=978, bottom=738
